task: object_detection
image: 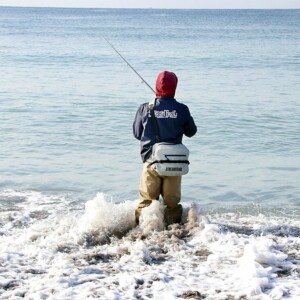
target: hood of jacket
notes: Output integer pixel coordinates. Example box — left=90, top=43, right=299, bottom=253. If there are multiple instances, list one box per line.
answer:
left=155, top=71, right=178, bottom=98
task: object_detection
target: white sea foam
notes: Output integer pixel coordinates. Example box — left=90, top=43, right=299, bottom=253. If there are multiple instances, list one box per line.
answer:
left=78, top=192, right=136, bottom=238
left=0, top=190, right=300, bottom=300
left=139, top=200, right=165, bottom=235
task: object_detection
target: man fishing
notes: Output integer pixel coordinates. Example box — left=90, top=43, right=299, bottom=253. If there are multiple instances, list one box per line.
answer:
left=133, top=70, right=197, bottom=226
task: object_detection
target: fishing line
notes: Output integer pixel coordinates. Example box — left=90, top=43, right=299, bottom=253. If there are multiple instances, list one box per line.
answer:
left=103, top=37, right=155, bottom=94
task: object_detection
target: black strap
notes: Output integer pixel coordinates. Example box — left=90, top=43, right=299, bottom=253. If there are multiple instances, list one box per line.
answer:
left=149, top=99, right=160, bottom=143
left=149, top=160, right=190, bottom=166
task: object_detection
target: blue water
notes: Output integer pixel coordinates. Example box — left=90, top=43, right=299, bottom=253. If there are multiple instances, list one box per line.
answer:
left=0, top=7, right=299, bottom=211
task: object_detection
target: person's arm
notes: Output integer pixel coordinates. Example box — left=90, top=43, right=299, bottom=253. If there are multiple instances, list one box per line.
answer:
left=133, top=106, right=143, bottom=140
left=184, top=107, right=197, bottom=137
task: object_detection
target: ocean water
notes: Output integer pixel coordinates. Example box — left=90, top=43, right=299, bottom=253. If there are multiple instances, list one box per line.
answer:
left=0, top=7, right=299, bottom=300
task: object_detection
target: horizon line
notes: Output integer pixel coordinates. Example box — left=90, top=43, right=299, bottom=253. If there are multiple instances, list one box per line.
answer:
left=0, top=5, right=300, bottom=10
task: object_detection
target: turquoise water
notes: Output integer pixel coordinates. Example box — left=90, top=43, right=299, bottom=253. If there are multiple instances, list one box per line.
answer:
left=0, top=7, right=299, bottom=210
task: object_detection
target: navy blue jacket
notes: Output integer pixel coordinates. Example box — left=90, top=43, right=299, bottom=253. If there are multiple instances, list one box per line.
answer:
left=133, top=97, right=197, bottom=162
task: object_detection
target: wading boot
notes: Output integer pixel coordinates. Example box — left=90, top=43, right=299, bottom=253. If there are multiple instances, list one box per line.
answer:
left=165, top=204, right=183, bottom=226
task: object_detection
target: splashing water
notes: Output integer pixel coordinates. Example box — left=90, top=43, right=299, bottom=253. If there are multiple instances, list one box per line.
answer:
left=0, top=190, right=299, bottom=299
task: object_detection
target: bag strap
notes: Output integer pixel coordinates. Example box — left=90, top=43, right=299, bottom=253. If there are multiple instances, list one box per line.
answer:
left=148, top=99, right=160, bottom=143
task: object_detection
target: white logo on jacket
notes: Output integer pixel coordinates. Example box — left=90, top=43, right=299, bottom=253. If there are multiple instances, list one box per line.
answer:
left=153, top=110, right=178, bottom=118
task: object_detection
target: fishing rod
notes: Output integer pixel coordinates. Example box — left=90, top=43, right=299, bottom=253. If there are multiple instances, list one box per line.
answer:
left=103, top=37, right=155, bottom=94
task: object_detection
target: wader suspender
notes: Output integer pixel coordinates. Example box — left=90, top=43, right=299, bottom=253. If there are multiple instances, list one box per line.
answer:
left=149, top=99, right=160, bottom=143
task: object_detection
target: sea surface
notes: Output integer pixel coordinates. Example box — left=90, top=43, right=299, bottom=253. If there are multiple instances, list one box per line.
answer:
left=0, top=7, right=299, bottom=300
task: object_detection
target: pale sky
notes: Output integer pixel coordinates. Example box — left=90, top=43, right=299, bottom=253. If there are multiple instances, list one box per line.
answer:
left=0, top=0, right=299, bottom=9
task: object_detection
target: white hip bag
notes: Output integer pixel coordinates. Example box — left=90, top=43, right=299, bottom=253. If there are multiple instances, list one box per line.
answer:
left=150, top=142, right=189, bottom=176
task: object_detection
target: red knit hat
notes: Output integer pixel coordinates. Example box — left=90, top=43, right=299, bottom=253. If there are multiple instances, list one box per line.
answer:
left=155, top=71, right=178, bottom=98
